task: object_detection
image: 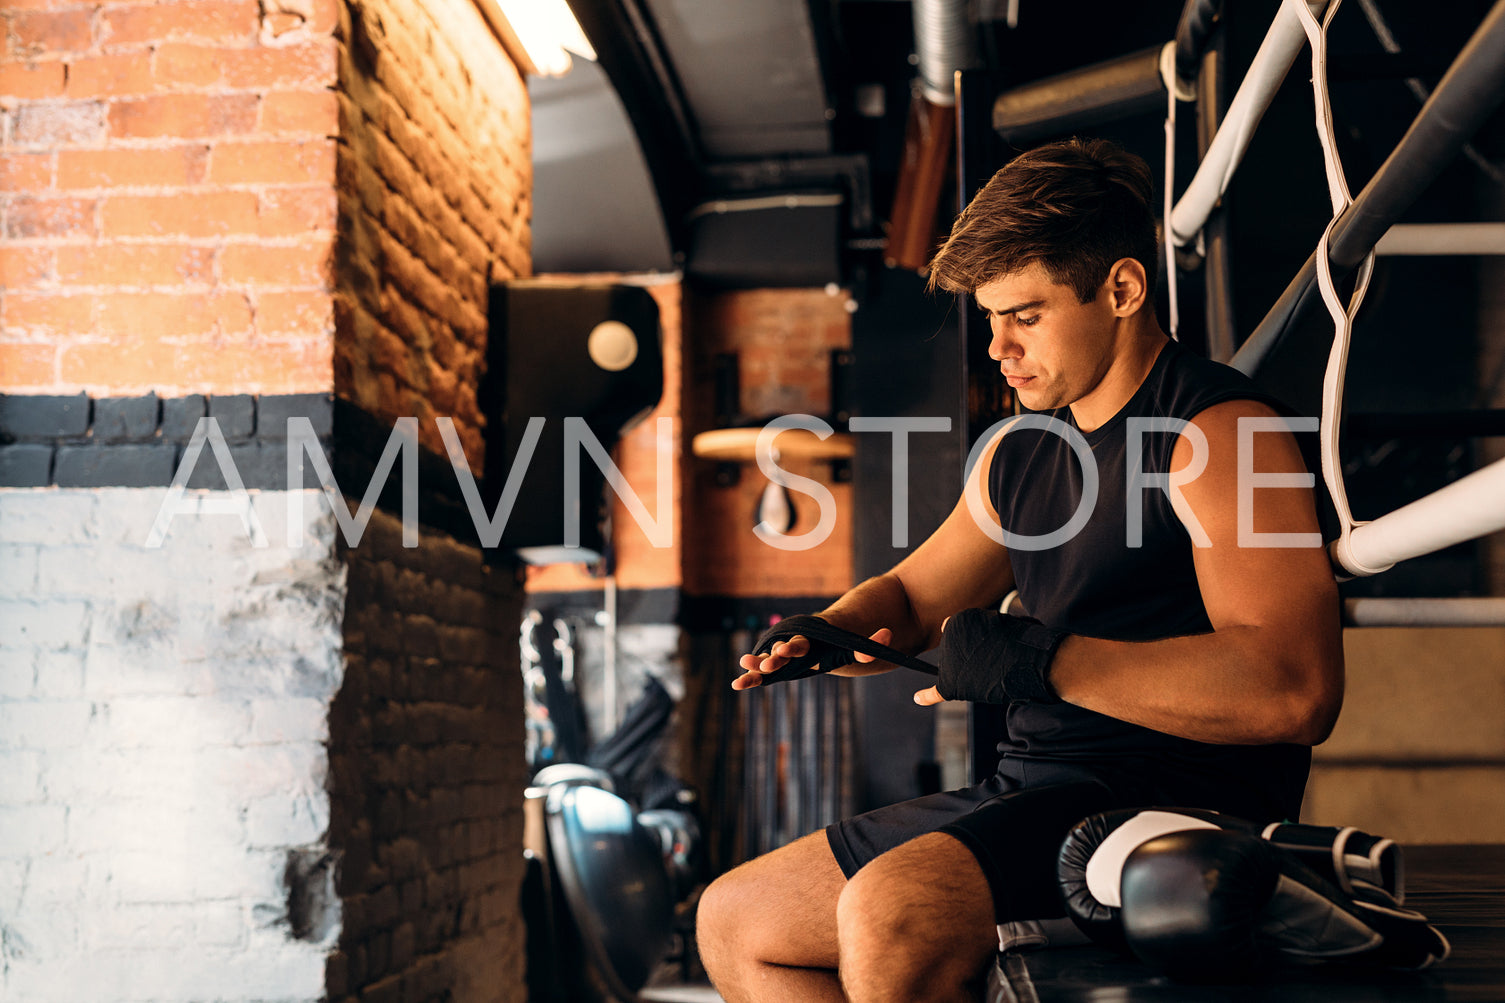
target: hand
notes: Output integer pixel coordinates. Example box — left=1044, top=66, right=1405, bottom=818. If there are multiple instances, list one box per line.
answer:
left=929, top=609, right=1066, bottom=706
left=733, top=627, right=894, bottom=690
left=914, top=616, right=950, bottom=706
left=913, top=685, right=946, bottom=706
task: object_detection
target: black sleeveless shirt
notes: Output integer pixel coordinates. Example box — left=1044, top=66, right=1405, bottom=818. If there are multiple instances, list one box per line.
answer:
left=987, top=337, right=1311, bottom=822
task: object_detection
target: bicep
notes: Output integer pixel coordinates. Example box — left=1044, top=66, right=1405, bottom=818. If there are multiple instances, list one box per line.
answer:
left=1174, top=402, right=1336, bottom=634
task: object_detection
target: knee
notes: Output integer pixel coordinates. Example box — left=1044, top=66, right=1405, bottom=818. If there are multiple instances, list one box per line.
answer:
left=695, top=870, right=741, bottom=958
left=835, top=852, right=993, bottom=1000
left=835, top=869, right=933, bottom=981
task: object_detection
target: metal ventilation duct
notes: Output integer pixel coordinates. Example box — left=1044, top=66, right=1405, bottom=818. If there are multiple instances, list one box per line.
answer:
left=912, top=0, right=978, bottom=106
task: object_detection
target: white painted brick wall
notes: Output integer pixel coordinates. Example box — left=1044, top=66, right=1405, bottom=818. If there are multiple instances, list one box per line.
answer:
left=246, top=792, right=331, bottom=848
left=0, top=488, right=345, bottom=1003
left=33, top=650, right=84, bottom=698
left=0, top=543, right=39, bottom=595
left=0, top=751, right=41, bottom=803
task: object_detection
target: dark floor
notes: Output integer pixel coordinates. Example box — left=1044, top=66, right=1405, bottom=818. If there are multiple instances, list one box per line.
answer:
left=987, top=845, right=1505, bottom=1003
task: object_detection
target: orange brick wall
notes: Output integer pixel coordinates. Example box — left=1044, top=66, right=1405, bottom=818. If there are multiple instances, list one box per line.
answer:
left=332, top=0, right=530, bottom=470
left=526, top=277, right=685, bottom=593
left=0, top=0, right=340, bottom=394
left=524, top=284, right=853, bottom=599
left=684, top=287, right=854, bottom=598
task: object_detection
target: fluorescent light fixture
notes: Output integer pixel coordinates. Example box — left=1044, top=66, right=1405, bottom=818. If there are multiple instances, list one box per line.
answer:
left=494, top=0, right=596, bottom=76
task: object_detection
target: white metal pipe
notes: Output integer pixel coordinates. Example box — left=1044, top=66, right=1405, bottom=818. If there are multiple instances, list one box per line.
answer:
left=1332, top=456, right=1505, bottom=576
left=1169, top=0, right=1331, bottom=247
left=1344, top=598, right=1505, bottom=628
left=1374, top=222, right=1505, bottom=255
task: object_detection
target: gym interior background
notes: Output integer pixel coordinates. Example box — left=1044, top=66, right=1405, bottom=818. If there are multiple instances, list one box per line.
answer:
left=0, top=0, right=1501, bottom=1000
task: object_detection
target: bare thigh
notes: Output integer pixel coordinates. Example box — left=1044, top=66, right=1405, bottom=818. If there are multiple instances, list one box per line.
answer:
left=837, top=831, right=998, bottom=998
left=700, top=829, right=848, bottom=969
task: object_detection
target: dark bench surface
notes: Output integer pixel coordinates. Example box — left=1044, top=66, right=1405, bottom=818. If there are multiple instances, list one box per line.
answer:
left=990, top=844, right=1505, bottom=1002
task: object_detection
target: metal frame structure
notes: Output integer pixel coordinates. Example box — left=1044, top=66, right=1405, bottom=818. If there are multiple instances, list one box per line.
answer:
left=1168, top=0, right=1331, bottom=248
left=984, top=0, right=1505, bottom=625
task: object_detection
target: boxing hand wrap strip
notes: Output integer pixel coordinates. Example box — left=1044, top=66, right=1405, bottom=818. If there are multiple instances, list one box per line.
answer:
left=936, top=608, right=1067, bottom=704
left=748, top=614, right=938, bottom=686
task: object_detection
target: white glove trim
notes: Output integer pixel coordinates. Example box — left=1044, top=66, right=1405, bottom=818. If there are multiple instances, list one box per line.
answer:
left=1085, top=810, right=1222, bottom=908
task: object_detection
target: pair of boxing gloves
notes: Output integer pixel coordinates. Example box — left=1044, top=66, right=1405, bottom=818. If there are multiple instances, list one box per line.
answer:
left=1057, top=807, right=1450, bottom=980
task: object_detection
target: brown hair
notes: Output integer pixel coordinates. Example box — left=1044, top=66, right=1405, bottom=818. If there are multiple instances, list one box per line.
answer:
left=926, top=137, right=1158, bottom=304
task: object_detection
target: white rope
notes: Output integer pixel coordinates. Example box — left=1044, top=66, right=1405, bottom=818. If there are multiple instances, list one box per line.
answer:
left=1287, top=0, right=1381, bottom=572
left=1161, top=43, right=1181, bottom=338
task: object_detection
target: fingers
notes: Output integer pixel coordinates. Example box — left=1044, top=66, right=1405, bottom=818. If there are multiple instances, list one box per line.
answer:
left=732, top=635, right=811, bottom=688
left=914, top=685, right=945, bottom=706
left=770, top=636, right=809, bottom=661
left=851, top=626, right=893, bottom=663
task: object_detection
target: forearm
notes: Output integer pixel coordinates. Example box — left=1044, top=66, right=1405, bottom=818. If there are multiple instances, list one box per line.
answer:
left=1049, top=622, right=1344, bottom=746
left=815, top=573, right=931, bottom=676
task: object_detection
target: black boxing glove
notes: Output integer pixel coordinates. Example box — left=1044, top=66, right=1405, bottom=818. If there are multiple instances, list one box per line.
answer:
left=1260, top=822, right=1405, bottom=908
left=1059, top=809, right=1416, bottom=959
left=937, top=607, right=1067, bottom=704
left=1057, top=807, right=1259, bottom=954
left=1120, top=828, right=1450, bottom=982
left=748, top=614, right=939, bottom=686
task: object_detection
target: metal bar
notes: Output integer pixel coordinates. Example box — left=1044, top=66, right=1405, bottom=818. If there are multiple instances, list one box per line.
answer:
left=741, top=676, right=758, bottom=862
left=1344, top=598, right=1505, bottom=628
left=1375, top=223, right=1505, bottom=256
left=1169, top=0, right=1330, bottom=247
left=1197, top=25, right=1238, bottom=362
left=991, top=46, right=1165, bottom=145
left=763, top=688, right=779, bottom=854
left=828, top=682, right=842, bottom=824
left=1332, top=456, right=1505, bottom=577
left=602, top=576, right=617, bottom=736
left=799, top=682, right=817, bottom=837
left=1234, top=0, right=1505, bottom=377
left=1174, top=0, right=1224, bottom=86
left=811, top=677, right=825, bottom=828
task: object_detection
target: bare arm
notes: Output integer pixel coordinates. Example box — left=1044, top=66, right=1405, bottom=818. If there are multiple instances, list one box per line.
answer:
left=734, top=431, right=1016, bottom=689
left=1043, top=400, right=1343, bottom=745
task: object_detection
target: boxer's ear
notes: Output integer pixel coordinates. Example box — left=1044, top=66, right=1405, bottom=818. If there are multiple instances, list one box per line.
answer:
left=1104, top=257, right=1148, bottom=317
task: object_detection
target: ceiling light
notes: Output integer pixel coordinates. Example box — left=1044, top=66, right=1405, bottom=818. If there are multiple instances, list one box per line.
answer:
left=494, top=0, right=596, bottom=77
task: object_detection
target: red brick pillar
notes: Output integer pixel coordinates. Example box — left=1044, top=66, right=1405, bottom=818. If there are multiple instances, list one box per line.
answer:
left=1, top=0, right=339, bottom=393
left=1, top=2, right=533, bottom=1000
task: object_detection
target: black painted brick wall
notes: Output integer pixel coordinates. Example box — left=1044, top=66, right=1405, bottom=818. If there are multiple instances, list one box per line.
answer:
left=0, top=392, right=335, bottom=489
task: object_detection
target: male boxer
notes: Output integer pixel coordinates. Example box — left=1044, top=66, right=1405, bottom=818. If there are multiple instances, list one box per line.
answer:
left=696, top=137, right=1343, bottom=1002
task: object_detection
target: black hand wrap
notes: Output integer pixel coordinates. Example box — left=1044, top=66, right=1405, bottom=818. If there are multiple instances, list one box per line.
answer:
left=749, top=614, right=938, bottom=686
left=936, top=607, right=1067, bottom=704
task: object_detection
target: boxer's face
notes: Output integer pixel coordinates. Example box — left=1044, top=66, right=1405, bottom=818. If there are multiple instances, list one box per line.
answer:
left=975, top=261, right=1118, bottom=414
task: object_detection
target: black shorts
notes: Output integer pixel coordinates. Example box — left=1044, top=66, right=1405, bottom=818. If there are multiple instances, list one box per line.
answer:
left=825, top=764, right=1128, bottom=923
